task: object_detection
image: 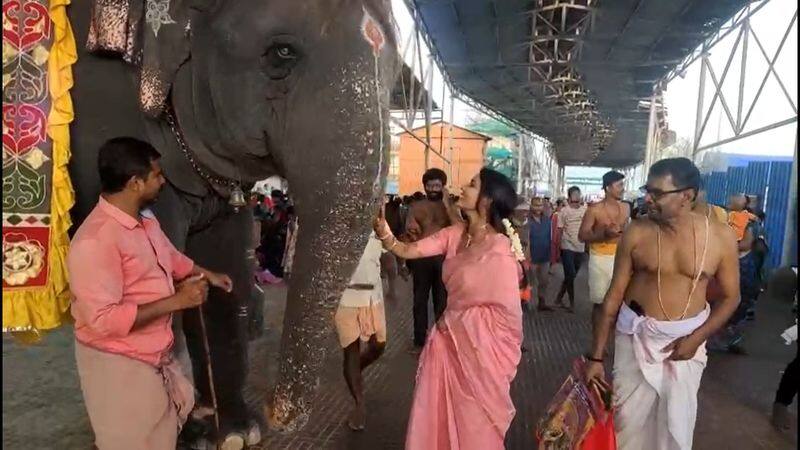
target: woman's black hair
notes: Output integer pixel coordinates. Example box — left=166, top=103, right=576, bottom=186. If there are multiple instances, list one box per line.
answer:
left=475, top=168, right=528, bottom=289
left=477, top=168, right=518, bottom=233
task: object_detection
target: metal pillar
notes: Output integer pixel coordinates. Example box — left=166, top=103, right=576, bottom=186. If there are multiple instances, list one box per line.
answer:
left=644, top=92, right=658, bottom=170
left=424, top=55, right=433, bottom=170
left=692, top=46, right=707, bottom=160
left=516, top=134, right=524, bottom=194
left=783, top=132, right=798, bottom=266
left=447, top=95, right=455, bottom=183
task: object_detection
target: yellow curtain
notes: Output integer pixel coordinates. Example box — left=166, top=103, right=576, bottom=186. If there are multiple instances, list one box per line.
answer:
left=2, top=0, right=76, bottom=342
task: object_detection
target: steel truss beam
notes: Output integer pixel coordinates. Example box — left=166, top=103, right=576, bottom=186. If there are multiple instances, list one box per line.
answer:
left=663, top=0, right=771, bottom=84
left=525, top=0, right=616, bottom=156
left=691, top=2, right=798, bottom=155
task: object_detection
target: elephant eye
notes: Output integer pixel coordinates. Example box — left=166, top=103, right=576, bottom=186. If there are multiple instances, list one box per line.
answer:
left=263, top=43, right=299, bottom=80
left=275, top=46, right=294, bottom=59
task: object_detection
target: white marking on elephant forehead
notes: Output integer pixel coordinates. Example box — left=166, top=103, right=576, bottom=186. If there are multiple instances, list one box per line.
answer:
left=361, top=8, right=386, bottom=56
left=146, top=0, right=177, bottom=37
left=371, top=51, right=384, bottom=193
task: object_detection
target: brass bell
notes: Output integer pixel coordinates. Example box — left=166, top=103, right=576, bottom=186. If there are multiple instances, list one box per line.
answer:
left=229, top=184, right=247, bottom=211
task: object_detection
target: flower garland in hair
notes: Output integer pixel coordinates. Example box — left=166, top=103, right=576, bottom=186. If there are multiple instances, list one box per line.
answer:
left=501, top=218, right=526, bottom=262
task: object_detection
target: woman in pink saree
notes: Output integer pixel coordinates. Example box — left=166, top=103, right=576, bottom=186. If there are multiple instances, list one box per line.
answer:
left=374, top=169, right=525, bottom=450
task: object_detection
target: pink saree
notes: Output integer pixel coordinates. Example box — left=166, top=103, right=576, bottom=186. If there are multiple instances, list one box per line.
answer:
left=405, top=225, right=523, bottom=450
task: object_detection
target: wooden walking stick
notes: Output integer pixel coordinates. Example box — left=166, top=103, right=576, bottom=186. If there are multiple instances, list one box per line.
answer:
left=198, top=304, right=222, bottom=450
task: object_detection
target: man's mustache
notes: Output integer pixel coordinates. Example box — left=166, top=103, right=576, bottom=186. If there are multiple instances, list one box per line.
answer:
left=426, top=191, right=443, bottom=200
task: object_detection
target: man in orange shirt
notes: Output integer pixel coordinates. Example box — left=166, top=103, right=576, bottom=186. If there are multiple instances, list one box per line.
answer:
left=68, top=138, right=233, bottom=450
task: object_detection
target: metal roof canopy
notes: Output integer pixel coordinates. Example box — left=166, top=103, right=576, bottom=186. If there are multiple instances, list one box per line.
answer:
left=410, top=0, right=751, bottom=167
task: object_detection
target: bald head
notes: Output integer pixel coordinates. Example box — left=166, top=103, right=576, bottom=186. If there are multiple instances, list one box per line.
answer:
left=728, top=193, right=747, bottom=211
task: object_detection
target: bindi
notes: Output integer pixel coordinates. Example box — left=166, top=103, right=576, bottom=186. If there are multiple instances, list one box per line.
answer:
left=361, top=9, right=385, bottom=56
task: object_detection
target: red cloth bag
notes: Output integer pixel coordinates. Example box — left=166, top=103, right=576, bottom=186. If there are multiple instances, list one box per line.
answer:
left=581, top=413, right=616, bottom=450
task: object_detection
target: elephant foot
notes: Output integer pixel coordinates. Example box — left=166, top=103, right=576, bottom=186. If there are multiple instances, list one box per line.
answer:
left=264, top=395, right=310, bottom=433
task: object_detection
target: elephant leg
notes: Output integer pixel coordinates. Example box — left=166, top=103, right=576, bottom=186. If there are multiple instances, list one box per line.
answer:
left=184, top=209, right=255, bottom=435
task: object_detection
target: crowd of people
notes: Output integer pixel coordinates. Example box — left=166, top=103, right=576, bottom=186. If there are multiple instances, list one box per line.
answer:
left=335, top=161, right=795, bottom=449
left=250, top=190, right=295, bottom=285
left=65, top=136, right=795, bottom=450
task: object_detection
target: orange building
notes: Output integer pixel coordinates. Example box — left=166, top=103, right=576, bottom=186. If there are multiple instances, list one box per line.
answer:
left=395, top=121, right=491, bottom=195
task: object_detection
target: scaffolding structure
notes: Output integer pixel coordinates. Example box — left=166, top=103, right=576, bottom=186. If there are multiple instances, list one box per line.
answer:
left=631, top=2, right=797, bottom=172
left=689, top=2, right=797, bottom=156
left=396, top=0, right=559, bottom=196
left=525, top=0, right=615, bottom=161
left=634, top=0, right=797, bottom=265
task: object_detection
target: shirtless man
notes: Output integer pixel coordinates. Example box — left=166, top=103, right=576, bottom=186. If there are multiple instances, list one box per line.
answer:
left=404, top=168, right=451, bottom=349
left=579, top=171, right=630, bottom=329
left=585, top=158, right=740, bottom=450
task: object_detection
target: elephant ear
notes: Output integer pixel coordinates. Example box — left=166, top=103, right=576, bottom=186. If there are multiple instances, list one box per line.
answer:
left=86, top=0, right=199, bottom=117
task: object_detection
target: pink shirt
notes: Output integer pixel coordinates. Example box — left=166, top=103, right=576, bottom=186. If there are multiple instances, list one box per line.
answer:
left=68, top=197, right=194, bottom=366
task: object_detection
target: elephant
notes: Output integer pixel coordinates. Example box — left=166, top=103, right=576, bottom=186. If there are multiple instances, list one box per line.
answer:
left=67, top=0, right=400, bottom=438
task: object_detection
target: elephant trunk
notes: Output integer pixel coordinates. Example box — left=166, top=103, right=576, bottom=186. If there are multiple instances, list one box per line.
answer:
left=266, top=132, right=386, bottom=431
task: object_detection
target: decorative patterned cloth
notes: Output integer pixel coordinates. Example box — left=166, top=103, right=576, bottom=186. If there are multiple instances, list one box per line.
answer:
left=86, top=0, right=189, bottom=116
left=2, top=0, right=76, bottom=340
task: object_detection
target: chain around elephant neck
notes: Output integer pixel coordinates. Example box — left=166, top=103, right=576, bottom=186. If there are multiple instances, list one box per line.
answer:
left=164, top=106, right=239, bottom=189
left=656, top=213, right=710, bottom=321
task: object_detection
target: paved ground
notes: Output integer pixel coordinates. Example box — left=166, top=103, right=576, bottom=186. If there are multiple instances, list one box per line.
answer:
left=3, top=266, right=797, bottom=449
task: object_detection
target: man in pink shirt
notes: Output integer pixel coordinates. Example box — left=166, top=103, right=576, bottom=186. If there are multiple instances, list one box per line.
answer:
left=68, top=137, right=233, bottom=450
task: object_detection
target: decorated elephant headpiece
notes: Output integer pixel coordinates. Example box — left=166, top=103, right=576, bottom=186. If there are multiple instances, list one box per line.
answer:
left=86, top=0, right=198, bottom=117
left=86, top=0, right=398, bottom=119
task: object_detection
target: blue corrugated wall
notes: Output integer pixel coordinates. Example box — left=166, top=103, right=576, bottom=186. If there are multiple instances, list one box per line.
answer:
left=726, top=166, right=748, bottom=198
left=705, top=171, right=728, bottom=206
left=701, top=161, right=793, bottom=268
left=765, top=162, right=792, bottom=267
left=744, top=162, right=770, bottom=206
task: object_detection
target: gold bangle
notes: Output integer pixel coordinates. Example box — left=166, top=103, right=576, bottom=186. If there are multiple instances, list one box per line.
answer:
left=377, top=232, right=393, bottom=241
left=389, top=238, right=398, bottom=250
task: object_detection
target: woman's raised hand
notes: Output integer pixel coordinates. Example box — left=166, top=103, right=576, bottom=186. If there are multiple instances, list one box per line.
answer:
left=373, top=204, right=391, bottom=239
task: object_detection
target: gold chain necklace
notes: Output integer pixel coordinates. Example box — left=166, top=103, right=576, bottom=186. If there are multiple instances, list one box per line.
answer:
left=465, top=223, right=488, bottom=248
left=656, top=214, right=710, bottom=321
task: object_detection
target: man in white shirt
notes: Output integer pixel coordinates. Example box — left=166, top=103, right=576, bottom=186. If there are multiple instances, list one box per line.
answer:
left=334, top=233, right=387, bottom=431
left=555, top=186, right=588, bottom=312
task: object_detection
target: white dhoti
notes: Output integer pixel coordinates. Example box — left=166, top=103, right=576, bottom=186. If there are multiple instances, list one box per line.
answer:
left=588, top=253, right=615, bottom=304
left=612, top=303, right=710, bottom=450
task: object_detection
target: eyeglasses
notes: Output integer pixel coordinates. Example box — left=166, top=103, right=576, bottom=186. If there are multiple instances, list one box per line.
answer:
left=639, top=185, right=690, bottom=200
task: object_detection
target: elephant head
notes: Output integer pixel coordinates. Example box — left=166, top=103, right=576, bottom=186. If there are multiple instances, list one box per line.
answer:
left=81, top=0, right=400, bottom=431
